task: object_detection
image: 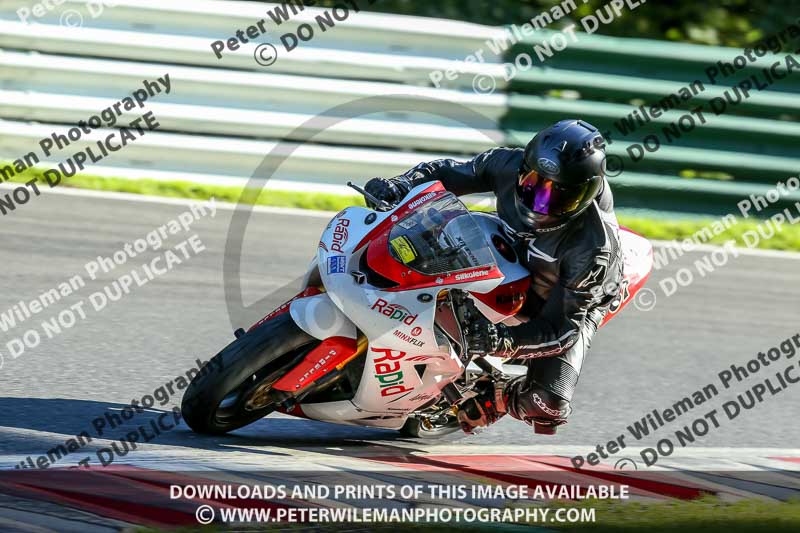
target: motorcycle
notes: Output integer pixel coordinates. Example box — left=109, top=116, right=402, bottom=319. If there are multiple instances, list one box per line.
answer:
left=181, top=181, right=653, bottom=438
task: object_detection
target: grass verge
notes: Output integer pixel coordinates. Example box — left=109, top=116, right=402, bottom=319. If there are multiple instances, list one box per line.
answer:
left=546, top=496, right=800, bottom=532
left=133, top=497, right=800, bottom=532
left=5, top=166, right=800, bottom=251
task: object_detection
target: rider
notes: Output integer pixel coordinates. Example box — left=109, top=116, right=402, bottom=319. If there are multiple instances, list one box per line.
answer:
left=364, top=119, right=623, bottom=435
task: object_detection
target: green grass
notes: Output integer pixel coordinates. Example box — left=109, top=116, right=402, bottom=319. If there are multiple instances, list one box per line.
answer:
left=546, top=496, right=800, bottom=532
left=5, top=164, right=800, bottom=251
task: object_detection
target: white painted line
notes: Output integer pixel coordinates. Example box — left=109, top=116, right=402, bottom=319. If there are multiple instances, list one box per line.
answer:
left=0, top=182, right=336, bottom=219
left=3, top=182, right=800, bottom=259
left=650, top=239, right=800, bottom=260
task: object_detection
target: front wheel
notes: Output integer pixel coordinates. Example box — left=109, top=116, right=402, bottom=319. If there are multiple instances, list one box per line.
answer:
left=181, top=313, right=317, bottom=435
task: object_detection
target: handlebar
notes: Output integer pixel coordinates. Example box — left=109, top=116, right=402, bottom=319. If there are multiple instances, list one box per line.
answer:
left=347, top=181, right=393, bottom=212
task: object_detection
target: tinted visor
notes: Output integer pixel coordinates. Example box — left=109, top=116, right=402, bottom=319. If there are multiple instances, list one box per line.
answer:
left=516, top=169, right=596, bottom=216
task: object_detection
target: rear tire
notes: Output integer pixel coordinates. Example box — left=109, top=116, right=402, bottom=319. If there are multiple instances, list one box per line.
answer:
left=181, top=313, right=317, bottom=435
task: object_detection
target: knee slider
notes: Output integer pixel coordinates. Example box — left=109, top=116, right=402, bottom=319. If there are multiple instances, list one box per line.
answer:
left=508, top=384, right=571, bottom=434
left=529, top=388, right=571, bottom=422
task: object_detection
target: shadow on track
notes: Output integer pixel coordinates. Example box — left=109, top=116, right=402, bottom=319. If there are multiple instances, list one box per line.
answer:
left=0, top=398, right=457, bottom=465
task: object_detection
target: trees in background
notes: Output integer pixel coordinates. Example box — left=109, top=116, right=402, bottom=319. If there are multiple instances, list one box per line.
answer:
left=311, top=0, right=795, bottom=49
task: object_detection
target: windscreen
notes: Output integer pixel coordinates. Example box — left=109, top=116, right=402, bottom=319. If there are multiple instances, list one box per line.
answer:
left=387, top=193, right=496, bottom=275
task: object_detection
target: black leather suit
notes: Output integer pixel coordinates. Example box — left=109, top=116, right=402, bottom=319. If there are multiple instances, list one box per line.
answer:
left=388, top=147, right=624, bottom=434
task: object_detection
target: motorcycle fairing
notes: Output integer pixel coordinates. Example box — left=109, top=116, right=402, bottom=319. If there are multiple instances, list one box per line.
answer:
left=279, top=182, right=654, bottom=429
left=281, top=184, right=512, bottom=428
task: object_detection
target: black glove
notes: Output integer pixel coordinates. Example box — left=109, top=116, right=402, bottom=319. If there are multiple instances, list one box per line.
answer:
left=465, top=319, right=516, bottom=357
left=457, top=379, right=507, bottom=434
left=465, top=319, right=498, bottom=356
left=364, top=177, right=405, bottom=209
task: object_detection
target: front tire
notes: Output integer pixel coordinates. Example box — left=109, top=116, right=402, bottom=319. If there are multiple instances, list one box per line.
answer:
left=181, top=313, right=317, bottom=435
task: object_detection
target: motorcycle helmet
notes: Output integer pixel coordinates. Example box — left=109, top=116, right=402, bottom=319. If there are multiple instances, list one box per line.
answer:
left=515, top=119, right=606, bottom=231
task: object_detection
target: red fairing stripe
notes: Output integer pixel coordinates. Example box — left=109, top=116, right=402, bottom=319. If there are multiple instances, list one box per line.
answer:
left=600, top=229, right=654, bottom=327
left=367, top=228, right=504, bottom=291
left=600, top=269, right=652, bottom=328
left=352, top=182, right=445, bottom=252
left=471, top=277, right=531, bottom=317
left=357, top=183, right=504, bottom=291
left=247, top=287, right=323, bottom=332
left=272, top=336, right=358, bottom=392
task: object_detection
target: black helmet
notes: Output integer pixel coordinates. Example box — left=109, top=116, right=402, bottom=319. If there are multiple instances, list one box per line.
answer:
left=515, top=119, right=606, bottom=231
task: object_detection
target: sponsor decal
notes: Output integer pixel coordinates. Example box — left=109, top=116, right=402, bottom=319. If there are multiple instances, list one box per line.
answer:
left=298, top=350, right=337, bottom=385
left=454, top=269, right=491, bottom=281
left=532, top=392, right=569, bottom=417
left=407, top=191, right=436, bottom=210
left=371, top=298, right=418, bottom=325
left=457, top=236, right=480, bottom=266
left=405, top=355, right=445, bottom=362
left=397, top=218, right=418, bottom=230
left=409, top=392, right=436, bottom=402
left=327, top=255, right=347, bottom=274
left=318, top=241, right=328, bottom=252
left=371, top=347, right=413, bottom=397
left=393, top=329, right=424, bottom=347
left=390, top=235, right=417, bottom=264
left=331, top=218, right=350, bottom=253
left=538, top=157, right=560, bottom=174
left=410, top=326, right=422, bottom=337
left=608, top=279, right=630, bottom=313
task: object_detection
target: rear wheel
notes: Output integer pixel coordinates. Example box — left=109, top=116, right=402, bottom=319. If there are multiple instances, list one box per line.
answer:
left=181, top=313, right=318, bottom=435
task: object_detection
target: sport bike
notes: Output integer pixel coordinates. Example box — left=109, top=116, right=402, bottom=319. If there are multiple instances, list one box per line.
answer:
left=182, top=181, right=653, bottom=437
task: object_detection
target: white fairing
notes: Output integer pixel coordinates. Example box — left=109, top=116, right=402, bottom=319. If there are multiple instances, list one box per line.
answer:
left=289, top=184, right=512, bottom=429
left=285, top=184, right=652, bottom=430
left=289, top=294, right=357, bottom=341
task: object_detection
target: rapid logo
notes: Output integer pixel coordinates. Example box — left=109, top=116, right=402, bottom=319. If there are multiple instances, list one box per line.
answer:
left=371, top=347, right=413, bottom=398
left=331, top=218, right=350, bottom=252
left=393, top=329, right=424, bottom=347
left=371, top=298, right=418, bottom=325
left=327, top=255, right=347, bottom=274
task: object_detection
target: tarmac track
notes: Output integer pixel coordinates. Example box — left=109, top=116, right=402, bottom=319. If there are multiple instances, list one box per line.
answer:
left=0, top=188, right=798, bottom=472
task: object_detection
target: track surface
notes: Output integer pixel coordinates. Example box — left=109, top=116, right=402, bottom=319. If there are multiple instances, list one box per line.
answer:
left=0, top=190, right=798, bottom=469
